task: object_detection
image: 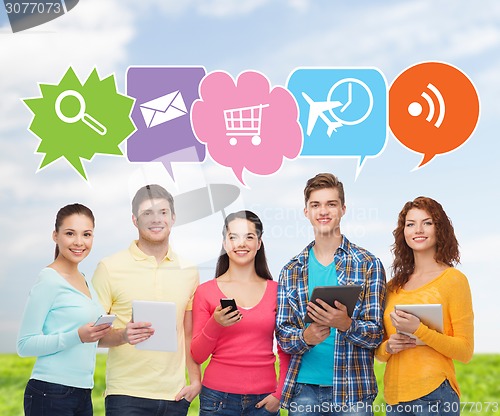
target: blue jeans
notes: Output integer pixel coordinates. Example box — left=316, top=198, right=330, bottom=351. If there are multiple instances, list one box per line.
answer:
left=288, top=383, right=374, bottom=416
left=23, top=379, right=92, bottom=416
left=105, top=394, right=191, bottom=416
left=199, top=386, right=280, bottom=416
left=386, top=380, right=459, bottom=416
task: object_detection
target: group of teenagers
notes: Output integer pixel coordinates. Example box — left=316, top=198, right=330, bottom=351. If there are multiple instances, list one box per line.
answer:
left=17, top=172, right=474, bottom=416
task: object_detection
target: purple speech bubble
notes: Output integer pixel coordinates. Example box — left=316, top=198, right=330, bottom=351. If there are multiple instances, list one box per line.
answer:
left=126, top=66, right=207, bottom=180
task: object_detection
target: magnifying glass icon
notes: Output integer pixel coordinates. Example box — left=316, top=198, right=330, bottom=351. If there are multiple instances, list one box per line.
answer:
left=55, top=90, right=107, bottom=136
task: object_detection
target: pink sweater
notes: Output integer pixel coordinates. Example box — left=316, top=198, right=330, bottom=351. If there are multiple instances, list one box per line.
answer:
left=191, top=279, right=289, bottom=399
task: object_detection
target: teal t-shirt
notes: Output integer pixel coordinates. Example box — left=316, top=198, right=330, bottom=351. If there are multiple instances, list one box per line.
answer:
left=296, top=247, right=337, bottom=386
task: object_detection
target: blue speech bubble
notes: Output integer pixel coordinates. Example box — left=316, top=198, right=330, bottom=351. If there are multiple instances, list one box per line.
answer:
left=287, top=68, right=387, bottom=176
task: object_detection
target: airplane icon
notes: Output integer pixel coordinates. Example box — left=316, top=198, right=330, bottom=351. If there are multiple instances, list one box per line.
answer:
left=302, top=92, right=343, bottom=137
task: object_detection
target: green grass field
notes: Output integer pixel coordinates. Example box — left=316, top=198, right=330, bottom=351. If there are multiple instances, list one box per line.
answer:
left=1, top=354, right=498, bottom=415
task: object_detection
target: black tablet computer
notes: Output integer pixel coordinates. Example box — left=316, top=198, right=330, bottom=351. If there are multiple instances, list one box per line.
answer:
left=305, top=284, right=363, bottom=323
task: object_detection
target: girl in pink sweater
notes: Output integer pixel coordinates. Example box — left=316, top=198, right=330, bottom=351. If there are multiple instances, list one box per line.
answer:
left=191, top=210, right=289, bottom=415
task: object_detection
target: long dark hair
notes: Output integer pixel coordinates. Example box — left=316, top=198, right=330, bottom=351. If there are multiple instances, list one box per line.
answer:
left=214, top=210, right=272, bottom=280
left=54, top=203, right=95, bottom=259
left=389, top=196, right=459, bottom=291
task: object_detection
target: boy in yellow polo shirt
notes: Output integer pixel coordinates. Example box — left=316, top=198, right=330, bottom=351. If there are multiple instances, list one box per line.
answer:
left=93, top=184, right=200, bottom=416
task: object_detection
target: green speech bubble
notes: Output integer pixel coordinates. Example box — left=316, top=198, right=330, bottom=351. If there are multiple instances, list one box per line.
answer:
left=24, top=67, right=136, bottom=180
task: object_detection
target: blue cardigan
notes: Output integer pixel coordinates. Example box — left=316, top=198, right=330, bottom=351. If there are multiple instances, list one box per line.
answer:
left=17, top=268, right=104, bottom=388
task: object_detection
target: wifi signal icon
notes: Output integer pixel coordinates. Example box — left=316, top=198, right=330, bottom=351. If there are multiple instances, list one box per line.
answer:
left=408, top=83, right=445, bottom=128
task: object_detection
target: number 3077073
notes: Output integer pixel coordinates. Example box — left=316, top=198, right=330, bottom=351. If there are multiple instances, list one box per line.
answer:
left=5, top=2, right=62, bottom=14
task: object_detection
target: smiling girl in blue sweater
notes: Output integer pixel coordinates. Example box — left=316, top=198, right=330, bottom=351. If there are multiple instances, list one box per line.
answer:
left=17, top=204, right=111, bottom=416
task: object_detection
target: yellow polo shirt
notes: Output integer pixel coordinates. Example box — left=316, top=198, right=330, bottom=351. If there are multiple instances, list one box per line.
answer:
left=92, top=241, right=199, bottom=400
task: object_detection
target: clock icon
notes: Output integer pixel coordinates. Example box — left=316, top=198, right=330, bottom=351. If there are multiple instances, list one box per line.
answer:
left=327, top=77, right=374, bottom=126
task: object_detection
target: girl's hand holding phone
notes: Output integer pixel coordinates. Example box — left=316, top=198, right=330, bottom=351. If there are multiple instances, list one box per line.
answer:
left=78, top=321, right=112, bottom=343
left=214, top=304, right=242, bottom=327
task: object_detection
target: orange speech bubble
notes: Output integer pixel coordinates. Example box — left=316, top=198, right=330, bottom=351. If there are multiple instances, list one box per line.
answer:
left=389, top=62, right=480, bottom=167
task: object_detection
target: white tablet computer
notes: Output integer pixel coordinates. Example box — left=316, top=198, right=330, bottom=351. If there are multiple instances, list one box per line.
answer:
left=132, top=300, right=177, bottom=352
left=305, top=285, right=362, bottom=323
left=394, top=303, right=443, bottom=346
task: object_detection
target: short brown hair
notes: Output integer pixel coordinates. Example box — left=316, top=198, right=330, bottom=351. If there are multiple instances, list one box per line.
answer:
left=132, top=184, right=175, bottom=217
left=304, top=173, right=345, bottom=206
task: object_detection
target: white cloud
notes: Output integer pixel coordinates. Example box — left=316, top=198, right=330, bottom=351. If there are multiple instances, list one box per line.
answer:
left=460, top=234, right=500, bottom=264
left=261, top=1, right=500, bottom=81
left=120, top=0, right=314, bottom=19
left=124, top=0, right=277, bottom=18
left=121, top=0, right=193, bottom=17
left=286, top=0, right=311, bottom=12
left=474, top=59, right=500, bottom=120
left=446, top=26, right=500, bottom=58
left=0, top=0, right=135, bottom=133
left=197, top=0, right=270, bottom=17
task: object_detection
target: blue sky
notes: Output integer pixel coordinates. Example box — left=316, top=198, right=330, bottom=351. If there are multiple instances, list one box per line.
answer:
left=0, top=0, right=499, bottom=354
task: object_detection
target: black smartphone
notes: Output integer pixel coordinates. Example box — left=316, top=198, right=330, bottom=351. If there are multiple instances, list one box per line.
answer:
left=220, top=298, right=238, bottom=314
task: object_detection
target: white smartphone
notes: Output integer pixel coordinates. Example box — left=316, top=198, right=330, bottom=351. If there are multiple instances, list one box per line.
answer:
left=92, top=314, right=116, bottom=327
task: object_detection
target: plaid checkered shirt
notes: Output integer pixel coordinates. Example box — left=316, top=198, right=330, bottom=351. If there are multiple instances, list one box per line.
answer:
left=276, top=235, right=386, bottom=408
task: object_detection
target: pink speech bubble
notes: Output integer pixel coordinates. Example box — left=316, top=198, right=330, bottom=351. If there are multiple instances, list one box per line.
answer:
left=191, top=71, right=302, bottom=184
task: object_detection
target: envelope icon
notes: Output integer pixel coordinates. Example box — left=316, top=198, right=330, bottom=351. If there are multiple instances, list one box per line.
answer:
left=139, top=90, right=188, bottom=128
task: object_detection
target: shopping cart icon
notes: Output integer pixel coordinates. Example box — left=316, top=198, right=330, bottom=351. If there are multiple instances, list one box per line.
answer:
left=223, top=103, right=269, bottom=146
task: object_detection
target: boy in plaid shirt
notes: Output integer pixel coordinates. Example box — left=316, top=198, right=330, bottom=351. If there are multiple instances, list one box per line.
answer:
left=276, top=173, right=386, bottom=415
